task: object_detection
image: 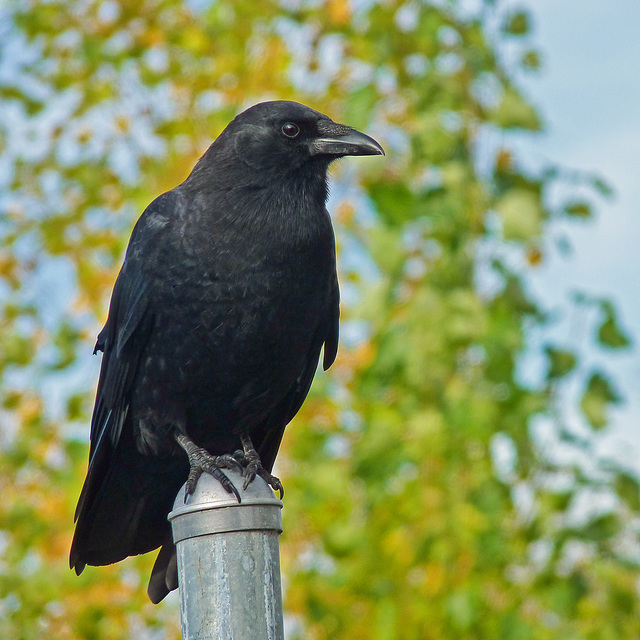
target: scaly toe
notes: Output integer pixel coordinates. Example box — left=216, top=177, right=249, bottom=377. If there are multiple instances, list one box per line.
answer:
left=184, top=466, right=204, bottom=502
left=258, top=469, right=284, bottom=499
left=176, top=434, right=242, bottom=503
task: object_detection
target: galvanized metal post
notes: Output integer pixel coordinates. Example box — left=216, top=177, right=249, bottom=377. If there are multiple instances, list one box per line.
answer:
left=168, top=469, right=284, bottom=640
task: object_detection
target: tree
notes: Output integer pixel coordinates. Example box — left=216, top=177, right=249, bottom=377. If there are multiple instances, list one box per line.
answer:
left=0, top=0, right=635, bottom=638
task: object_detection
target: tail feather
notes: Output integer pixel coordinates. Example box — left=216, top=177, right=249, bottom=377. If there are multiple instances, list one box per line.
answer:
left=70, top=437, right=187, bottom=574
left=148, top=536, right=179, bottom=603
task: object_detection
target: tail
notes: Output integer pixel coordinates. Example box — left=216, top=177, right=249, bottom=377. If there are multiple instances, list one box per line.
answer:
left=70, top=434, right=187, bottom=575
left=147, top=534, right=179, bottom=603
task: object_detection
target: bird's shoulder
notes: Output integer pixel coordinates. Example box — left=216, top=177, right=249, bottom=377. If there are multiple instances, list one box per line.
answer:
left=125, top=189, right=185, bottom=262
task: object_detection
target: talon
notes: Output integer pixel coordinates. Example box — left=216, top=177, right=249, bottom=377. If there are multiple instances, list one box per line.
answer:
left=270, top=478, right=284, bottom=500
left=242, top=461, right=257, bottom=490
left=256, top=467, right=284, bottom=499
left=184, top=465, right=204, bottom=502
left=219, top=474, right=242, bottom=503
left=239, top=432, right=284, bottom=498
left=176, top=433, right=242, bottom=503
left=216, top=452, right=244, bottom=473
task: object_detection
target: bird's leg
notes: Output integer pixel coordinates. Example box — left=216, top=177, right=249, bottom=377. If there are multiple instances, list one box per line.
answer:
left=239, top=432, right=284, bottom=498
left=175, top=433, right=242, bottom=503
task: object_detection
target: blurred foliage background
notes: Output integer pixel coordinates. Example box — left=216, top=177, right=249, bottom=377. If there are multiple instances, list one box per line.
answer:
left=0, top=0, right=637, bottom=638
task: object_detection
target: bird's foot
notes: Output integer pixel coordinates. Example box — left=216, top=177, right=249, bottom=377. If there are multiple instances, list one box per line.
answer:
left=238, top=433, right=284, bottom=499
left=175, top=434, right=243, bottom=503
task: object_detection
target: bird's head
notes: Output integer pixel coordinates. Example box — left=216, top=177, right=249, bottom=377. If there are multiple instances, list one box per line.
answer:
left=216, top=100, right=384, bottom=174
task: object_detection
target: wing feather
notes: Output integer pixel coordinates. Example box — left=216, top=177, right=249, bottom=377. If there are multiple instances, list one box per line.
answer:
left=322, top=272, right=340, bottom=370
left=258, top=271, right=340, bottom=472
left=77, top=193, right=176, bottom=515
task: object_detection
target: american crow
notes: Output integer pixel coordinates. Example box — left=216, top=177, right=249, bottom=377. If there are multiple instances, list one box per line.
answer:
left=69, top=100, right=383, bottom=602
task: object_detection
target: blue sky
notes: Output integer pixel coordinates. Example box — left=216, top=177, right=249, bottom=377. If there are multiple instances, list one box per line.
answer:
left=521, top=1, right=640, bottom=463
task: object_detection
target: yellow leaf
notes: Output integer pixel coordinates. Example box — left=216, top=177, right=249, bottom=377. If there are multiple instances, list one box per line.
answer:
left=423, top=561, right=446, bottom=596
left=496, top=188, right=542, bottom=240
left=327, top=0, right=351, bottom=25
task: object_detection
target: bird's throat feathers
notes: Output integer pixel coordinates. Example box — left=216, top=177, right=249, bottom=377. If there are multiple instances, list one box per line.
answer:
left=187, top=149, right=332, bottom=242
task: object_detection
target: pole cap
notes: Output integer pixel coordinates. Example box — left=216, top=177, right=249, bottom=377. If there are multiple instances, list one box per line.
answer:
left=168, top=469, right=283, bottom=543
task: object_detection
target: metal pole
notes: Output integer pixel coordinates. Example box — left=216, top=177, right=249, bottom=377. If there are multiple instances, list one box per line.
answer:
left=168, top=469, right=284, bottom=640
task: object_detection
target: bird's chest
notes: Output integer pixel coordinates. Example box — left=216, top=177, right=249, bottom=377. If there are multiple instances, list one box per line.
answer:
left=151, top=235, right=330, bottom=370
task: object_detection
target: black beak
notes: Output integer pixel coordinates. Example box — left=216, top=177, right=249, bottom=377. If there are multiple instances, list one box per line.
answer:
left=309, top=125, right=385, bottom=158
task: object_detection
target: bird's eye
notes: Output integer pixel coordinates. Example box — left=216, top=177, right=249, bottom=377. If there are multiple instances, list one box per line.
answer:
left=281, top=122, right=300, bottom=139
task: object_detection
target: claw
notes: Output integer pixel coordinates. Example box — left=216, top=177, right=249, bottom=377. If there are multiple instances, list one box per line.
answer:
left=242, top=462, right=257, bottom=491
left=184, top=465, right=203, bottom=502
left=239, top=432, right=284, bottom=498
left=176, top=434, right=242, bottom=503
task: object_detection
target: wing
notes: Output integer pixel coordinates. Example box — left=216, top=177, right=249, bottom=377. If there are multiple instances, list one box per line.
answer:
left=71, top=192, right=177, bottom=553
left=322, top=256, right=340, bottom=371
left=86, top=267, right=150, bottom=463
left=258, top=264, right=340, bottom=473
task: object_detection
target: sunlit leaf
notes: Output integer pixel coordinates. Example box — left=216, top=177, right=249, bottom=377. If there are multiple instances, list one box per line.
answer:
left=496, top=187, right=543, bottom=240
left=491, top=85, right=542, bottom=130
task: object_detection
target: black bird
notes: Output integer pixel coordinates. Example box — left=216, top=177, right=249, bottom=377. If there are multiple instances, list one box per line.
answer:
left=69, top=100, right=383, bottom=603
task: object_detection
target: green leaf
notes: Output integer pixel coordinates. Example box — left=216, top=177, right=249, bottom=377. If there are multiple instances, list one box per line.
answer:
left=374, top=599, right=397, bottom=640
left=580, top=371, right=621, bottom=430
left=491, top=85, right=541, bottom=130
left=615, top=472, right=640, bottom=511
left=369, top=183, right=429, bottom=227
left=546, top=573, right=588, bottom=615
left=503, top=11, right=530, bottom=36
left=579, top=513, right=619, bottom=542
left=496, top=187, right=543, bottom=240
left=597, top=301, right=631, bottom=349
left=66, top=393, right=88, bottom=421
left=344, top=85, right=378, bottom=132
left=590, top=175, right=615, bottom=198
left=521, top=50, right=541, bottom=70
left=564, top=201, right=592, bottom=219
left=366, top=225, right=406, bottom=273
left=545, top=346, right=577, bottom=379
